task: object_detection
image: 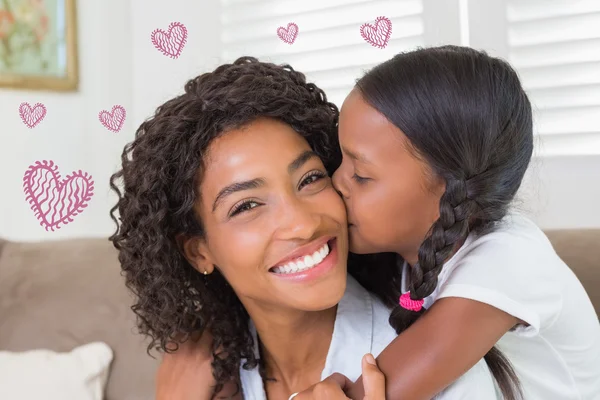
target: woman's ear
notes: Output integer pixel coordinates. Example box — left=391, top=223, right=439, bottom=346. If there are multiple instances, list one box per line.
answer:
left=178, top=234, right=215, bottom=275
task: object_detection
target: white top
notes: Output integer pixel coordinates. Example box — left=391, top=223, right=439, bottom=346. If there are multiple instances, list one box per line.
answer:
left=402, top=212, right=600, bottom=399
left=240, top=275, right=499, bottom=399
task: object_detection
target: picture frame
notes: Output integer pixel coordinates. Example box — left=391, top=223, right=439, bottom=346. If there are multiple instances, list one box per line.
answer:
left=0, top=0, right=78, bottom=91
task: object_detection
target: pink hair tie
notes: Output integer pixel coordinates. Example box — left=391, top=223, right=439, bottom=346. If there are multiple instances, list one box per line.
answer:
left=399, top=292, right=424, bottom=312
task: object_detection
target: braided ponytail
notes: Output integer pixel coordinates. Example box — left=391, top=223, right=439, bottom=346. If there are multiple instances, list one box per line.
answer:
left=389, top=176, right=523, bottom=399
left=356, top=45, right=534, bottom=400
left=390, top=178, right=474, bottom=329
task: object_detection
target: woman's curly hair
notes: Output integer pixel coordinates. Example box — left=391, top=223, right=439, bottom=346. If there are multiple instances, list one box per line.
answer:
left=108, top=56, right=400, bottom=396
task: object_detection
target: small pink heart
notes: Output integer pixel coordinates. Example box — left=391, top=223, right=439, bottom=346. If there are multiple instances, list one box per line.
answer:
left=277, top=22, right=299, bottom=45
left=99, top=105, right=126, bottom=132
left=151, top=22, right=188, bottom=59
left=360, top=16, right=392, bottom=49
left=19, top=102, right=47, bottom=128
left=23, top=160, right=94, bottom=231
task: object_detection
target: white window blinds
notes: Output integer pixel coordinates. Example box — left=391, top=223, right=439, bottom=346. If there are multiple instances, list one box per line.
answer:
left=219, top=0, right=425, bottom=107
left=506, top=0, right=600, bottom=138
left=219, top=0, right=600, bottom=149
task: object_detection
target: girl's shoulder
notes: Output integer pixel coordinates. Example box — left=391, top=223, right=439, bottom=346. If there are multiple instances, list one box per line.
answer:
left=433, top=212, right=576, bottom=335
left=451, top=211, right=561, bottom=275
left=465, top=212, right=554, bottom=257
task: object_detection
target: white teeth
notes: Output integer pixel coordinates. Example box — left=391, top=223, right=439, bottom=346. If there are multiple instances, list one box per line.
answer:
left=320, top=246, right=327, bottom=258
left=303, top=255, right=315, bottom=268
left=312, top=249, right=324, bottom=265
left=272, top=242, right=332, bottom=275
left=291, top=261, right=300, bottom=272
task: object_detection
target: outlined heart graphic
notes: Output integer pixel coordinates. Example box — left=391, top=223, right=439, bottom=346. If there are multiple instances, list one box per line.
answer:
left=19, top=102, right=47, bottom=128
left=360, top=16, right=392, bottom=49
left=151, top=21, right=188, bottom=58
left=23, top=160, right=94, bottom=231
left=98, top=105, right=126, bottom=132
left=277, top=22, right=299, bottom=44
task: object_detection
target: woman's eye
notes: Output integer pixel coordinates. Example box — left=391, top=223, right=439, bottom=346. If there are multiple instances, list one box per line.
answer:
left=230, top=200, right=260, bottom=217
left=352, top=173, right=370, bottom=184
left=299, top=171, right=327, bottom=190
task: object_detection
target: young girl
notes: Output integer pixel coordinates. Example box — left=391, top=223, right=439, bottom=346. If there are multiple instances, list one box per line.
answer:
left=324, top=45, right=600, bottom=400
left=156, top=47, right=600, bottom=399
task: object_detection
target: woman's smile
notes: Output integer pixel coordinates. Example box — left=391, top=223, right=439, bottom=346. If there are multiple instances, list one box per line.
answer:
left=270, top=237, right=339, bottom=282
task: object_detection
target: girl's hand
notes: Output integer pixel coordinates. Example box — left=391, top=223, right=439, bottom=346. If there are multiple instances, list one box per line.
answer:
left=293, top=354, right=386, bottom=400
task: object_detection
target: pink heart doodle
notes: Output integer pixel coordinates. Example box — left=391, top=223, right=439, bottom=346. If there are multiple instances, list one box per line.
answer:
left=360, top=16, right=392, bottom=49
left=151, top=22, right=188, bottom=59
left=98, top=105, right=126, bottom=132
left=277, top=22, right=299, bottom=44
left=19, top=102, right=47, bottom=128
left=23, top=160, right=94, bottom=231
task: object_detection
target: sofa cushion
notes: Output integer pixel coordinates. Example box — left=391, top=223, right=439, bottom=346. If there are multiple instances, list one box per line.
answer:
left=0, top=238, right=159, bottom=400
left=0, top=342, right=113, bottom=400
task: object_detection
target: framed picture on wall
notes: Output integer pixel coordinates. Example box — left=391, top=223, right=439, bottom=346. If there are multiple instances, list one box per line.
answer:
left=0, top=0, right=78, bottom=91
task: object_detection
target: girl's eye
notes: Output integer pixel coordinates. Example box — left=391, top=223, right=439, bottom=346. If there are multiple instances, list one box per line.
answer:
left=299, top=171, right=327, bottom=190
left=352, top=173, right=370, bottom=184
left=230, top=200, right=261, bottom=217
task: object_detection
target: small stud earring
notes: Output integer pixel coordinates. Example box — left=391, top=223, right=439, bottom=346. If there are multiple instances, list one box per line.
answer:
left=203, top=270, right=208, bottom=275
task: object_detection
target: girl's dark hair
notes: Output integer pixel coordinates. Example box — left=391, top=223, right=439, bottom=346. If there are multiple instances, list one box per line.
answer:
left=108, top=56, right=400, bottom=397
left=356, top=45, right=533, bottom=399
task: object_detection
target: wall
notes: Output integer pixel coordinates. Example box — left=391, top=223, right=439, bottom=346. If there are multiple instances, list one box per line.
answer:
left=0, top=0, right=223, bottom=242
left=0, top=0, right=133, bottom=242
left=130, top=0, right=222, bottom=129
left=466, top=0, right=600, bottom=230
left=521, top=154, right=600, bottom=229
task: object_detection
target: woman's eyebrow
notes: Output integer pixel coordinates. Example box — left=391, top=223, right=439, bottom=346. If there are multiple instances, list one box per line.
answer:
left=212, top=150, right=317, bottom=213
left=288, top=150, right=318, bottom=174
left=212, top=178, right=265, bottom=212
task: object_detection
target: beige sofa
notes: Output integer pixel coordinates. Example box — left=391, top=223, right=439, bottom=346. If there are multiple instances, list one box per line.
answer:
left=0, top=230, right=599, bottom=400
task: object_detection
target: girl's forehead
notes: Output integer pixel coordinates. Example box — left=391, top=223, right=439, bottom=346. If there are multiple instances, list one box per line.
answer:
left=340, top=103, right=408, bottom=160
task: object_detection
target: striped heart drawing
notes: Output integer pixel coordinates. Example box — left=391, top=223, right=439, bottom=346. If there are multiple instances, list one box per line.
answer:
left=151, top=22, right=188, bottom=59
left=277, top=22, right=298, bottom=44
left=23, top=160, right=94, bottom=231
left=98, top=105, right=126, bottom=132
left=19, top=102, right=47, bottom=128
left=360, top=16, right=392, bottom=49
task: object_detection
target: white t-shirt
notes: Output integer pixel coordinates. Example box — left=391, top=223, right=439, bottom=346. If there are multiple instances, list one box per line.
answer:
left=402, top=212, right=600, bottom=399
left=240, top=275, right=499, bottom=399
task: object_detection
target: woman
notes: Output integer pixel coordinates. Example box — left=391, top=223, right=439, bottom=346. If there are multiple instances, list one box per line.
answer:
left=110, top=57, right=497, bottom=399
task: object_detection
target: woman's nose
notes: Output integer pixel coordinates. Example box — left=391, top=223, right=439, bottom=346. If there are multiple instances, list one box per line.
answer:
left=276, top=199, right=322, bottom=240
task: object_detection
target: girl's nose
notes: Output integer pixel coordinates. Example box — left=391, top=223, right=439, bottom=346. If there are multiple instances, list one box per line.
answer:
left=332, top=169, right=349, bottom=199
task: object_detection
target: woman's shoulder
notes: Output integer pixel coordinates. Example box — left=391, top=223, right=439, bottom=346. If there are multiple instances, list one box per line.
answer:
left=369, top=292, right=399, bottom=356
left=344, top=275, right=398, bottom=355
